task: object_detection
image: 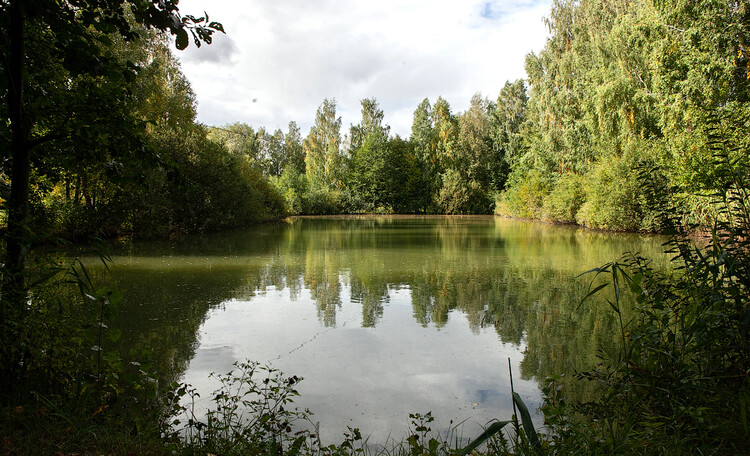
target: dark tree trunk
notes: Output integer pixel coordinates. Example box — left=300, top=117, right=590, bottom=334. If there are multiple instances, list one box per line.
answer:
left=75, top=175, right=81, bottom=204
left=83, top=173, right=91, bottom=207
left=2, top=0, right=34, bottom=382
left=4, top=0, right=31, bottom=309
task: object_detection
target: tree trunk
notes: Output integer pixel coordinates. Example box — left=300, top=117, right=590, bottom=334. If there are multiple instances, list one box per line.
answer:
left=75, top=175, right=81, bottom=204
left=4, top=0, right=31, bottom=306
left=83, top=173, right=91, bottom=207
left=2, top=0, right=33, bottom=380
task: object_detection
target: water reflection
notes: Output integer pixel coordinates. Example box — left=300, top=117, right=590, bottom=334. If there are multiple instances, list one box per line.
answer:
left=90, top=216, right=666, bottom=443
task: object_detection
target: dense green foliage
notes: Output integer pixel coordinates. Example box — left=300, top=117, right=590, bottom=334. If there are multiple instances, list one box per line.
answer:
left=0, top=1, right=283, bottom=453
left=538, top=116, right=750, bottom=453
left=11, top=31, right=284, bottom=240
left=499, top=0, right=750, bottom=231
left=244, top=94, right=519, bottom=217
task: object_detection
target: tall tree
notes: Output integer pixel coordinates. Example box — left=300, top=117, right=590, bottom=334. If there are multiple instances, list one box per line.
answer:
left=284, top=121, right=305, bottom=174
left=347, top=98, right=393, bottom=210
left=0, top=0, right=222, bottom=381
left=348, top=97, right=390, bottom=154
left=208, top=123, right=261, bottom=163
left=432, top=97, right=458, bottom=169
left=133, top=34, right=198, bottom=132
left=410, top=98, right=437, bottom=211
left=434, top=94, right=496, bottom=214
left=492, top=80, right=528, bottom=190
left=261, top=129, right=286, bottom=177
left=457, top=93, right=495, bottom=188
left=304, top=99, right=342, bottom=189
left=387, top=136, right=422, bottom=213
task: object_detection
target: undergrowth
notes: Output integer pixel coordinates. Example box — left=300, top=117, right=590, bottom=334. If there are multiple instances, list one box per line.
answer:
left=538, top=113, right=750, bottom=454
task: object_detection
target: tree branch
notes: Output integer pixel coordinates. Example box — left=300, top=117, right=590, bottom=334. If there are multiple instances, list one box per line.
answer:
left=28, top=131, right=64, bottom=149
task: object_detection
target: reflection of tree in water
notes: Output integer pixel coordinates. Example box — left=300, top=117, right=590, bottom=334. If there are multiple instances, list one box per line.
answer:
left=350, top=275, right=387, bottom=328
left=86, top=223, right=293, bottom=387
left=99, top=216, right=660, bottom=407
left=244, top=217, right=658, bottom=404
left=411, top=286, right=446, bottom=327
left=304, top=245, right=343, bottom=327
left=89, top=266, right=252, bottom=387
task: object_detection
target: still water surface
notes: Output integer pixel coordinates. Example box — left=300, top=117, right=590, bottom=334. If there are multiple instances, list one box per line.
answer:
left=97, top=216, right=667, bottom=443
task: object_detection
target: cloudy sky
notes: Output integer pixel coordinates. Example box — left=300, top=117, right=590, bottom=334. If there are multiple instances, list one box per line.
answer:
left=174, top=0, right=553, bottom=138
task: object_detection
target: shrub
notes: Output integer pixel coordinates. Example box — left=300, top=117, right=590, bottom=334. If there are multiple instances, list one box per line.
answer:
left=301, top=185, right=346, bottom=215
left=496, top=169, right=551, bottom=219
left=272, top=166, right=308, bottom=215
left=576, top=149, right=652, bottom=231
left=542, top=173, right=585, bottom=223
left=438, top=169, right=494, bottom=214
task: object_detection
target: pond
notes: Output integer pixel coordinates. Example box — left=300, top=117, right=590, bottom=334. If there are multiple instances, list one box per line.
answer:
left=93, top=216, right=668, bottom=444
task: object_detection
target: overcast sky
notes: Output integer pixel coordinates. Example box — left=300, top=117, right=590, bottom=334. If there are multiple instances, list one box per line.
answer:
left=174, top=0, right=553, bottom=138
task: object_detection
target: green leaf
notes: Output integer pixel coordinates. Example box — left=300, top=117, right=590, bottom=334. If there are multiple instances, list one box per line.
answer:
left=456, top=420, right=512, bottom=456
left=630, top=272, right=644, bottom=293
left=577, top=283, right=609, bottom=309
left=428, top=437, right=440, bottom=454
left=612, top=265, right=621, bottom=303
left=175, top=28, right=189, bottom=50
left=28, top=268, right=63, bottom=288
left=513, top=392, right=541, bottom=449
left=209, top=21, right=225, bottom=33
left=288, top=436, right=306, bottom=456
left=109, top=328, right=122, bottom=343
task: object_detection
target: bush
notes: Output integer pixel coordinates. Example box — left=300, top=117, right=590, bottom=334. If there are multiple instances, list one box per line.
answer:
left=0, top=250, right=170, bottom=455
left=301, top=185, right=346, bottom=215
left=575, top=147, right=659, bottom=231
left=438, top=169, right=493, bottom=214
left=542, top=173, right=585, bottom=223
left=496, top=169, right=551, bottom=219
left=38, top=125, right=286, bottom=240
left=271, top=166, right=308, bottom=215
left=131, top=126, right=284, bottom=235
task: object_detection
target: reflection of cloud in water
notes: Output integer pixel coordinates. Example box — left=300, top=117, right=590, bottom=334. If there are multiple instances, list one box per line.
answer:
left=105, top=217, right=665, bottom=445
left=189, top=345, right=236, bottom=376
left=181, top=285, right=541, bottom=444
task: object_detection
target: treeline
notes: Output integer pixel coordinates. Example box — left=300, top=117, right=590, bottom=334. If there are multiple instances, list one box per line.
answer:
left=214, top=0, right=749, bottom=232
left=209, top=91, right=522, bottom=216
left=9, top=25, right=524, bottom=239
left=3, top=25, right=284, bottom=241
left=19, top=0, right=747, bottom=237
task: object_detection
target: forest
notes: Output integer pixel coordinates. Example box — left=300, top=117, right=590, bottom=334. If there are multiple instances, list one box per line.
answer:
left=1, top=0, right=748, bottom=454
left=3, top=0, right=748, bottom=240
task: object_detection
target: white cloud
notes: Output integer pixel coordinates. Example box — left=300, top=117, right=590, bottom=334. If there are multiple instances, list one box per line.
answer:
left=174, top=0, right=552, bottom=137
left=181, top=33, right=238, bottom=64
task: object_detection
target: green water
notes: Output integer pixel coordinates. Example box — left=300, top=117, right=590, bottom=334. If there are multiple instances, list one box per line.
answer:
left=94, top=216, right=667, bottom=443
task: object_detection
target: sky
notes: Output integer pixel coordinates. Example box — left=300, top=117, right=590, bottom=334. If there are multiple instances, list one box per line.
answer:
left=174, top=0, right=553, bottom=138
